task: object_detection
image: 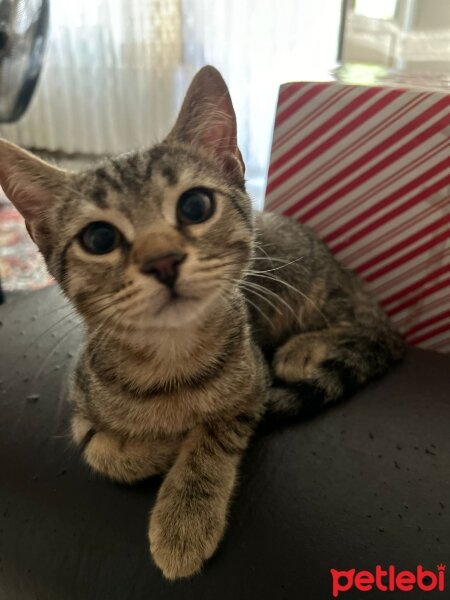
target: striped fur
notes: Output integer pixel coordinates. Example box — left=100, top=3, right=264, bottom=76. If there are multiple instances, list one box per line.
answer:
left=0, top=66, right=404, bottom=580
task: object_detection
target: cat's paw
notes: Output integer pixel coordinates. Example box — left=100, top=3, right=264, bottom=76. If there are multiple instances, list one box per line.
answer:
left=71, top=413, right=95, bottom=446
left=72, top=413, right=181, bottom=484
left=72, top=414, right=163, bottom=483
left=83, top=430, right=140, bottom=483
left=273, top=335, right=329, bottom=382
left=149, top=493, right=225, bottom=580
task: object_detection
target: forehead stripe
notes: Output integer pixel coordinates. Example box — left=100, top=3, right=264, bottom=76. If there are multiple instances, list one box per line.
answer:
left=96, top=167, right=123, bottom=192
left=91, top=185, right=108, bottom=208
left=111, top=158, right=141, bottom=192
left=224, top=192, right=252, bottom=231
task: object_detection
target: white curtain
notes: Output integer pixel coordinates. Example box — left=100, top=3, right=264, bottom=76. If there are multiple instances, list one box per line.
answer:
left=1, top=0, right=183, bottom=153
left=0, top=0, right=342, bottom=204
left=181, top=0, right=342, bottom=199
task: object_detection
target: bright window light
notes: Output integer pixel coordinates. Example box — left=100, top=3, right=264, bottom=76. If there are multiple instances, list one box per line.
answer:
left=354, top=0, right=397, bottom=20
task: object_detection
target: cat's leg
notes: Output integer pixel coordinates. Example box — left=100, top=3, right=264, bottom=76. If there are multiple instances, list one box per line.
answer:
left=149, top=409, right=258, bottom=580
left=271, top=323, right=405, bottom=414
left=72, top=413, right=180, bottom=484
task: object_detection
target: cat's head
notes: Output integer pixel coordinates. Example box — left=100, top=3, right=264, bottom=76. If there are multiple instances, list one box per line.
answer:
left=0, top=66, right=253, bottom=330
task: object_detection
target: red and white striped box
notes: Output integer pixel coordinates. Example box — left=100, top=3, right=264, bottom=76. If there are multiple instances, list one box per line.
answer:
left=265, top=81, right=450, bottom=353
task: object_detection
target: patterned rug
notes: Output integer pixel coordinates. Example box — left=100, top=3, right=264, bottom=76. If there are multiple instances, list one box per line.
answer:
left=0, top=190, right=53, bottom=291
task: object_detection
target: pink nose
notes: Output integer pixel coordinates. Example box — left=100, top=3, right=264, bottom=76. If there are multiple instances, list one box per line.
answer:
left=140, top=252, right=186, bottom=288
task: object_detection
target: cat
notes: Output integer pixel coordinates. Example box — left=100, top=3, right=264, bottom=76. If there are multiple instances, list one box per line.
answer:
left=0, top=66, right=404, bottom=580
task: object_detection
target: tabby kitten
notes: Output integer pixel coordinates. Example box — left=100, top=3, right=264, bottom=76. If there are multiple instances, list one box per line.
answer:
left=0, top=66, right=404, bottom=579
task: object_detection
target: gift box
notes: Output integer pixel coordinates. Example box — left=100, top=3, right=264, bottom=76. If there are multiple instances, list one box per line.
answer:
left=265, top=76, right=449, bottom=353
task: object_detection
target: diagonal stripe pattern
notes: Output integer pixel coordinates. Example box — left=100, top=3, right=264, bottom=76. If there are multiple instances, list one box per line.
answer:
left=265, top=82, right=450, bottom=353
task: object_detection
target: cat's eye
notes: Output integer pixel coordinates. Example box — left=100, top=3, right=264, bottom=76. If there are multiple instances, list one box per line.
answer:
left=79, top=221, right=122, bottom=255
left=177, top=189, right=214, bottom=225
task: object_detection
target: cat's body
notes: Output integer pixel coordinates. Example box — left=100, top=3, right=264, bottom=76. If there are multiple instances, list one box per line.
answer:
left=250, top=211, right=391, bottom=350
left=0, top=66, right=404, bottom=580
left=249, top=212, right=404, bottom=416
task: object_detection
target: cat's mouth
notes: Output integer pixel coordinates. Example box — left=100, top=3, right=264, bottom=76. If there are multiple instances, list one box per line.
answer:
left=154, top=288, right=200, bottom=317
left=170, top=289, right=196, bottom=301
left=135, top=278, right=223, bottom=328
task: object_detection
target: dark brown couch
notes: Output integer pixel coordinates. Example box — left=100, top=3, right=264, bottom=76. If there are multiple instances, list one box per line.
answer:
left=0, top=286, right=448, bottom=599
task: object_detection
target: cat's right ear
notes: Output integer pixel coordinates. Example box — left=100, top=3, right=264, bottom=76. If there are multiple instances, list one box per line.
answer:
left=0, top=139, right=69, bottom=239
left=165, top=66, right=245, bottom=179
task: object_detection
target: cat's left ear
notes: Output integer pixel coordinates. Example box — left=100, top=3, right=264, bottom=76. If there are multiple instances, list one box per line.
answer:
left=0, top=139, right=69, bottom=240
left=165, top=66, right=245, bottom=180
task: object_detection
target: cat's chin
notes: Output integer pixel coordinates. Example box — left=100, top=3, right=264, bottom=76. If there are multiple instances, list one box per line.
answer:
left=143, top=292, right=214, bottom=330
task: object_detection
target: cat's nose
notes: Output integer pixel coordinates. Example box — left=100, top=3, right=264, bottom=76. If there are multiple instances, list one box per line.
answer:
left=140, top=252, right=186, bottom=288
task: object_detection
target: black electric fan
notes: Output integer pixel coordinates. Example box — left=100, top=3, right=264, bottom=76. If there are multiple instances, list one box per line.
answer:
left=0, top=0, right=49, bottom=123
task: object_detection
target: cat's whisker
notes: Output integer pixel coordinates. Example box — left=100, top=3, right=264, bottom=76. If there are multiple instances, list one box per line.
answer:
left=237, top=281, right=283, bottom=316
left=240, top=294, right=273, bottom=326
left=32, top=320, right=81, bottom=381
left=252, top=242, right=277, bottom=268
left=190, top=260, right=244, bottom=278
left=83, top=289, right=143, bottom=325
left=87, top=310, right=123, bottom=359
left=239, top=278, right=302, bottom=324
left=250, top=256, right=306, bottom=274
left=119, top=294, right=153, bottom=323
left=193, top=276, right=279, bottom=324
left=211, top=274, right=287, bottom=323
left=38, top=302, right=75, bottom=318
left=88, top=320, right=111, bottom=356
left=23, top=290, right=130, bottom=364
left=26, top=308, right=81, bottom=354
left=250, top=257, right=295, bottom=263
left=247, top=271, right=330, bottom=326
left=253, top=241, right=281, bottom=249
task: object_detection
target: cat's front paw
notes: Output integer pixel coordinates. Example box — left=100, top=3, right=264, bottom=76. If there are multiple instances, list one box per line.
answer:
left=71, top=413, right=173, bottom=483
left=149, top=493, right=225, bottom=580
left=274, top=335, right=329, bottom=382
